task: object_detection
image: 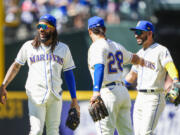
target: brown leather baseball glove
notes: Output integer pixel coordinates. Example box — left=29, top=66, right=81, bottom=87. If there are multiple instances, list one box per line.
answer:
left=66, top=108, right=80, bottom=130
left=166, top=82, right=180, bottom=106
left=88, top=96, right=109, bottom=122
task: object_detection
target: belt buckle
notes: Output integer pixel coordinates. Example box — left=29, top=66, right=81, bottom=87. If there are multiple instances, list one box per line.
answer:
left=105, top=82, right=116, bottom=87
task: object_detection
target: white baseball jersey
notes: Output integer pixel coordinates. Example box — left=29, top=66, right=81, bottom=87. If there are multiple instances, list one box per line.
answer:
left=15, top=40, right=75, bottom=104
left=132, top=43, right=173, bottom=90
left=88, top=38, right=134, bottom=135
left=88, top=38, right=133, bottom=85
left=131, top=43, right=172, bottom=135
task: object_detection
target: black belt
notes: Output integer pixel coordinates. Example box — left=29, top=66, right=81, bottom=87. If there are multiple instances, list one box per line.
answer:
left=105, top=82, right=116, bottom=87
left=139, top=89, right=155, bottom=93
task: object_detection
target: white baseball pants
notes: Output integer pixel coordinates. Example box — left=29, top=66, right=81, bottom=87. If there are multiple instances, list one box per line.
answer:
left=28, top=92, right=62, bottom=135
left=133, top=91, right=165, bottom=135
left=95, top=84, right=134, bottom=135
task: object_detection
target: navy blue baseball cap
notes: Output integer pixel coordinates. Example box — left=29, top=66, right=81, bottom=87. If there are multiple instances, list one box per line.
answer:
left=39, top=14, right=56, bottom=27
left=88, top=16, right=105, bottom=29
left=130, top=20, right=154, bottom=32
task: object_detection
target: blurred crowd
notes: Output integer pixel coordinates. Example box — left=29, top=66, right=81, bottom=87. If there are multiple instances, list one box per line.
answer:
left=4, top=0, right=148, bottom=41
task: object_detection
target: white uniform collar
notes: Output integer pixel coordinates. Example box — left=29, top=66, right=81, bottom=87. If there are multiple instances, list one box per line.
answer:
left=143, top=42, right=157, bottom=51
left=41, top=44, right=51, bottom=50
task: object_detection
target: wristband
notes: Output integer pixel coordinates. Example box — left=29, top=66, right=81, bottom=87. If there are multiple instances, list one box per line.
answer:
left=123, top=79, right=132, bottom=87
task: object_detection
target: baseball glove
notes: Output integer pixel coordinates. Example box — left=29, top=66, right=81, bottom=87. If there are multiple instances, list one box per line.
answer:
left=66, top=108, right=80, bottom=130
left=166, top=82, right=180, bottom=106
left=88, top=96, right=109, bottom=122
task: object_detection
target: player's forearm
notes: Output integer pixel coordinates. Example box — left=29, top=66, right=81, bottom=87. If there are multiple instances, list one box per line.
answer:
left=93, top=64, right=104, bottom=92
left=2, top=62, right=21, bottom=88
left=131, top=54, right=144, bottom=66
left=64, top=70, right=77, bottom=98
left=71, top=98, right=80, bottom=114
left=71, top=98, right=78, bottom=106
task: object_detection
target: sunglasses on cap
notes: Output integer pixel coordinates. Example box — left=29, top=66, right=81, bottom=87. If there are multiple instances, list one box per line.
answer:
left=134, top=30, right=143, bottom=36
left=36, top=23, right=54, bottom=30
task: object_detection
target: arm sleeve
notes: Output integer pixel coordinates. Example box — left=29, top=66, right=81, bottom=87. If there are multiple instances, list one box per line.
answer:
left=64, top=70, right=77, bottom=98
left=165, top=62, right=179, bottom=80
left=93, top=64, right=105, bottom=92
left=123, top=79, right=132, bottom=87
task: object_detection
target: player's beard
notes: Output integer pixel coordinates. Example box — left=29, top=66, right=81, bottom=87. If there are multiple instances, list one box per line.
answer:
left=137, top=35, right=148, bottom=46
left=39, top=31, right=52, bottom=43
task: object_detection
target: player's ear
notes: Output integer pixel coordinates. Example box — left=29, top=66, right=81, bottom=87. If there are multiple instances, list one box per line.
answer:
left=51, top=27, right=56, bottom=32
left=88, top=29, right=92, bottom=35
left=104, top=27, right=106, bottom=33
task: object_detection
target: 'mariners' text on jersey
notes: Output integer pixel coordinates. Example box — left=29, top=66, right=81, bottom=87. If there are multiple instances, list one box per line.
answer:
left=29, top=53, right=64, bottom=65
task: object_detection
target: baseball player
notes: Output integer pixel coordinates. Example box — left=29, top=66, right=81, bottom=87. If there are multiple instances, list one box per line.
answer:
left=0, top=14, right=80, bottom=135
left=87, top=16, right=146, bottom=135
left=124, top=20, right=179, bottom=135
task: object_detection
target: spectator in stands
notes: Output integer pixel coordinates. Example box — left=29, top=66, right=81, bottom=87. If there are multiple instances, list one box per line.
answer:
left=94, top=0, right=108, bottom=19
left=21, top=0, right=39, bottom=31
left=5, top=0, right=20, bottom=25
left=106, top=0, right=120, bottom=24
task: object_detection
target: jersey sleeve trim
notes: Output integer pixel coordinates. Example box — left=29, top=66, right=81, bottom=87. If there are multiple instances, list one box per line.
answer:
left=63, top=66, right=76, bottom=72
left=161, top=60, right=173, bottom=67
left=15, top=59, right=25, bottom=65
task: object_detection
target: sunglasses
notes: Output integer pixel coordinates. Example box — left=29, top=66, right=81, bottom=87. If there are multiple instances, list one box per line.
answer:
left=134, top=30, right=143, bottom=36
left=36, top=23, right=54, bottom=30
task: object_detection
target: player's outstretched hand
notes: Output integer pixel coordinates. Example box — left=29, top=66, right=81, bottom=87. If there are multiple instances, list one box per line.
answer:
left=0, top=85, right=7, bottom=104
left=139, top=58, right=145, bottom=67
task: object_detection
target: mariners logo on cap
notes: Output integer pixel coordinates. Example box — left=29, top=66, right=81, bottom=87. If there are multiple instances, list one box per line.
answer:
left=136, top=21, right=141, bottom=26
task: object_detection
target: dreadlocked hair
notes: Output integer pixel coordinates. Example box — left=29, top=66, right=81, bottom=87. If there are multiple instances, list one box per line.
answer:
left=89, top=26, right=106, bottom=37
left=31, top=29, right=59, bottom=52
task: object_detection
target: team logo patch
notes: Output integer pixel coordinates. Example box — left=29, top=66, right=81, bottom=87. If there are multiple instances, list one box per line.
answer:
left=94, top=86, right=99, bottom=89
left=165, top=50, right=169, bottom=57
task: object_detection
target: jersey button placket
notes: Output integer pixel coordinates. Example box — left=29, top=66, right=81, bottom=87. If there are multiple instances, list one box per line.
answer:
left=47, top=70, right=52, bottom=89
left=140, top=51, right=146, bottom=88
left=48, top=59, right=54, bottom=94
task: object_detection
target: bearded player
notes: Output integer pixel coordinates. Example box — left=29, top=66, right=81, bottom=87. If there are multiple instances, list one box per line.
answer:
left=0, top=14, right=80, bottom=135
